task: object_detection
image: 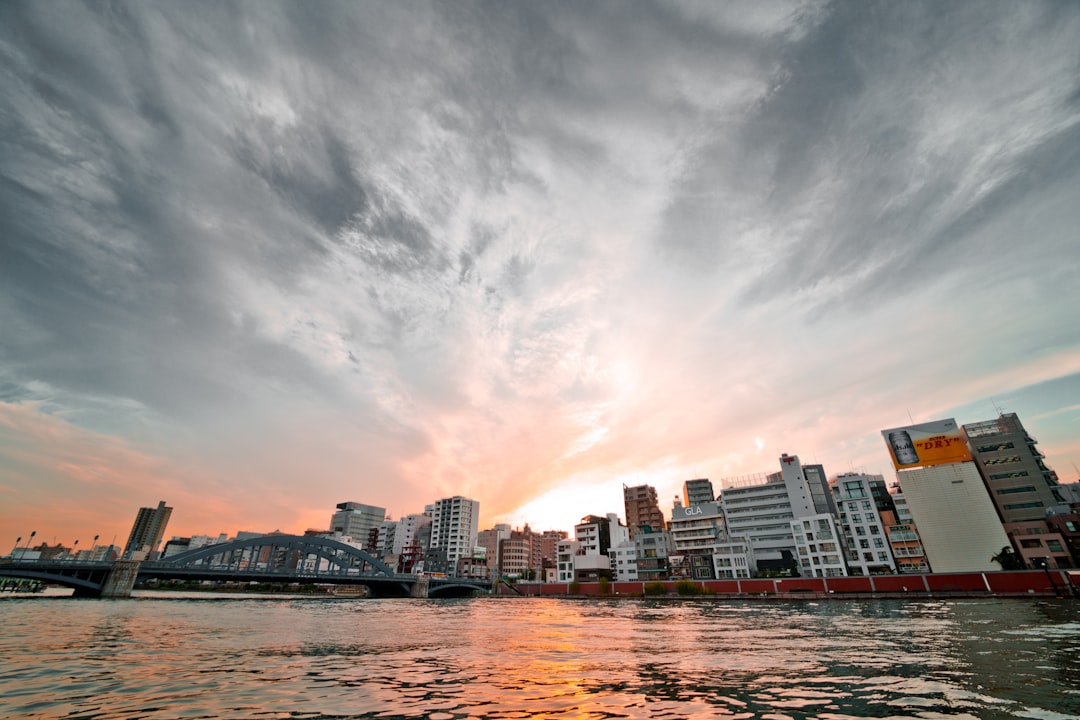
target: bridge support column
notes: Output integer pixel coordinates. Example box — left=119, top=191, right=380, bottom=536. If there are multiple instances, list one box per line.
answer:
left=410, top=575, right=429, bottom=598
left=100, top=561, right=141, bottom=598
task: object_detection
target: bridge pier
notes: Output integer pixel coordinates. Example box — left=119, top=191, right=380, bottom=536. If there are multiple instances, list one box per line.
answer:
left=99, top=560, right=141, bottom=598
left=410, top=575, right=429, bottom=598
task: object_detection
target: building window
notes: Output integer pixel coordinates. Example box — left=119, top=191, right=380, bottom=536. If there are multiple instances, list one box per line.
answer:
left=1047, top=540, right=1064, bottom=552
left=995, top=486, right=1037, bottom=495
left=977, top=442, right=1014, bottom=452
left=1020, top=539, right=1042, bottom=549
left=983, top=456, right=1021, bottom=465
left=990, top=471, right=1030, bottom=480
left=1004, top=502, right=1045, bottom=510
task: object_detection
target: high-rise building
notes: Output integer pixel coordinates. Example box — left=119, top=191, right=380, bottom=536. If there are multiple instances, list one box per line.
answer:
left=329, top=502, right=386, bottom=543
left=623, top=484, right=665, bottom=538
left=428, top=496, right=479, bottom=576
left=719, top=454, right=819, bottom=575
left=963, top=413, right=1063, bottom=523
left=830, top=473, right=896, bottom=575
left=683, top=478, right=715, bottom=506
left=882, top=419, right=1010, bottom=572
left=123, top=500, right=172, bottom=560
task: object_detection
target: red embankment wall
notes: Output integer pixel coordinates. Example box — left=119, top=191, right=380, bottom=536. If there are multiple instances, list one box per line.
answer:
left=500, top=570, right=1073, bottom=598
left=825, top=576, right=873, bottom=593
left=775, top=578, right=826, bottom=593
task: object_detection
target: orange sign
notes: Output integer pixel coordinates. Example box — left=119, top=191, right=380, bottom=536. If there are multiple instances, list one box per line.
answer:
left=881, top=419, right=972, bottom=470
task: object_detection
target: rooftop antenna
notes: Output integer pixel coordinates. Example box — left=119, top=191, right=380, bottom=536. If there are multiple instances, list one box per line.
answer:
left=906, top=408, right=915, bottom=424
left=992, top=397, right=1005, bottom=417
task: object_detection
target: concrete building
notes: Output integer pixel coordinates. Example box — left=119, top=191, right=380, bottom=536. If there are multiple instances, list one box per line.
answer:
left=791, top=514, right=848, bottom=577
left=884, top=487, right=930, bottom=572
left=801, top=464, right=839, bottom=516
left=611, top=541, right=639, bottom=581
left=557, top=514, right=627, bottom=582
left=477, top=524, right=511, bottom=579
left=623, top=484, right=665, bottom=538
left=831, top=473, right=896, bottom=575
left=428, top=496, right=479, bottom=576
left=712, top=536, right=754, bottom=579
left=963, top=413, right=1063, bottom=523
left=895, top=462, right=1011, bottom=572
left=669, top=499, right=726, bottom=553
left=329, top=502, right=386, bottom=546
left=123, top=500, right=173, bottom=560
left=719, top=454, right=818, bottom=575
left=683, top=478, right=715, bottom=506
left=1006, top=520, right=1073, bottom=569
left=634, top=526, right=675, bottom=581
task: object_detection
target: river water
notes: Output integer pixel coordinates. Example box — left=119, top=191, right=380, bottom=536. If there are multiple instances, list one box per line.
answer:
left=1, top=592, right=1078, bottom=719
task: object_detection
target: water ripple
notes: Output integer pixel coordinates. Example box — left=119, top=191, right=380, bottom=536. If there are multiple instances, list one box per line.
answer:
left=1, top=596, right=1077, bottom=719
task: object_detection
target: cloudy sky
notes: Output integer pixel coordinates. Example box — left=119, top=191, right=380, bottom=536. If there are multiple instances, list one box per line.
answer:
left=3, top=1, right=1079, bottom=548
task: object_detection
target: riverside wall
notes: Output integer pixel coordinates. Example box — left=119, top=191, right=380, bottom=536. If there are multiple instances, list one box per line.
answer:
left=496, top=569, right=1079, bottom=599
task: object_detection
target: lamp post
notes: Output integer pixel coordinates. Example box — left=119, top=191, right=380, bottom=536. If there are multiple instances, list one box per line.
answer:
left=1040, top=557, right=1060, bottom=597
left=90, top=535, right=99, bottom=561
left=24, top=531, right=36, bottom=561
left=72, top=539, right=79, bottom=562
left=11, top=537, right=21, bottom=559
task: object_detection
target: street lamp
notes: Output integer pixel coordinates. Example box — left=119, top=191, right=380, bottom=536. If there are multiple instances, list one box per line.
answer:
left=72, top=539, right=79, bottom=562
left=25, top=531, right=36, bottom=560
left=90, top=535, right=99, bottom=560
left=1040, top=557, right=1060, bottom=597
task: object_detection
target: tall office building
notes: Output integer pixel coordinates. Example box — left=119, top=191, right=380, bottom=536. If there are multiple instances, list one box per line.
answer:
left=683, top=478, right=715, bottom=506
left=329, top=502, right=386, bottom=544
left=882, top=419, right=1010, bottom=572
left=623, top=484, right=665, bottom=538
left=963, top=413, right=1063, bottom=523
left=428, top=496, right=480, bottom=575
left=720, top=454, right=819, bottom=575
left=123, top=500, right=173, bottom=560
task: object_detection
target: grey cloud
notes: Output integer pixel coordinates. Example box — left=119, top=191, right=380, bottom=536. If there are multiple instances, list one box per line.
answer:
left=658, top=1, right=1080, bottom=315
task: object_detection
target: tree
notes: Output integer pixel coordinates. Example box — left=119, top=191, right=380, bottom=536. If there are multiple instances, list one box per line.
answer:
left=991, top=546, right=1025, bottom=570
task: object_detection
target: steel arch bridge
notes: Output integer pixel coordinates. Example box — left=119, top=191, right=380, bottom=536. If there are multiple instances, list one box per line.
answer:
left=1, top=535, right=491, bottom=598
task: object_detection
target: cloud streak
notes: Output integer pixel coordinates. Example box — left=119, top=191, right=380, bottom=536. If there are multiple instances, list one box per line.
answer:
left=2, top=1, right=1079, bottom=541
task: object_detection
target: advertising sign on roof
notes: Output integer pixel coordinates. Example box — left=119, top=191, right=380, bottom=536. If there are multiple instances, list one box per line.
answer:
left=881, top=418, right=972, bottom=471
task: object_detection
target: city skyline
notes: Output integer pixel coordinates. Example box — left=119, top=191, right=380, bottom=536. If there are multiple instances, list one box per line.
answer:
left=2, top=2, right=1080, bottom=546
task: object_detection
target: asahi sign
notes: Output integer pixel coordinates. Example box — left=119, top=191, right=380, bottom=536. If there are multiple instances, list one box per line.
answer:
left=881, top=418, right=972, bottom=471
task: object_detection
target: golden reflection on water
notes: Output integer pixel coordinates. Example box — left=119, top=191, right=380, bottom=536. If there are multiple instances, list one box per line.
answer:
left=0, top=595, right=1077, bottom=719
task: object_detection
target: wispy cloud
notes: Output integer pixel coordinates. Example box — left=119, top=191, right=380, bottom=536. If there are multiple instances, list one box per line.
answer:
left=2, top=1, right=1079, bottom=539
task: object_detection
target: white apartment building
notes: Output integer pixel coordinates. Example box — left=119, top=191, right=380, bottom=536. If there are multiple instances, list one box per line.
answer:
left=831, top=473, right=897, bottom=575
left=668, top=500, right=727, bottom=555
left=712, top=536, right=754, bottom=579
left=556, top=514, right=627, bottom=582
left=610, top=542, right=639, bottom=581
left=394, top=512, right=431, bottom=554
left=428, top=496, right=480, bottom=576
left=719, top=454, right=818, bottom=574
left=791, top=513, right=848, bottom=577
left=898, top=462, right=1010, bottom=572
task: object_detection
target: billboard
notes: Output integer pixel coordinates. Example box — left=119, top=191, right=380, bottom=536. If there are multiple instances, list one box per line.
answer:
left=881, top=418, right=972, bottom=471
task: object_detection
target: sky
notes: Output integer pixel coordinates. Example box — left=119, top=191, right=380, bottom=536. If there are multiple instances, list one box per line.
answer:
left=2, top=1, right=1080, bottom=550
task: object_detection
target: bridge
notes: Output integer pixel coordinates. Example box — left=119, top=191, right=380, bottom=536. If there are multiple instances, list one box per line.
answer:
left=0, top=534, right=491, bottom=599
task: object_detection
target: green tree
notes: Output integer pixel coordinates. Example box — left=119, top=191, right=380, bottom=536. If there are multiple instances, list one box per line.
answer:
left=991, top=546, right=1025, bottom=570
left=644, top=581, right=667, bottom=595
left=675, top=580, right=702, bottom=596
left=598, top=576, right=610, bottom=595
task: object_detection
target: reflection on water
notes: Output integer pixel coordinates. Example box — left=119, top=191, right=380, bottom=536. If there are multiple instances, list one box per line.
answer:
left=0, top=595, right=1077, bottom=719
